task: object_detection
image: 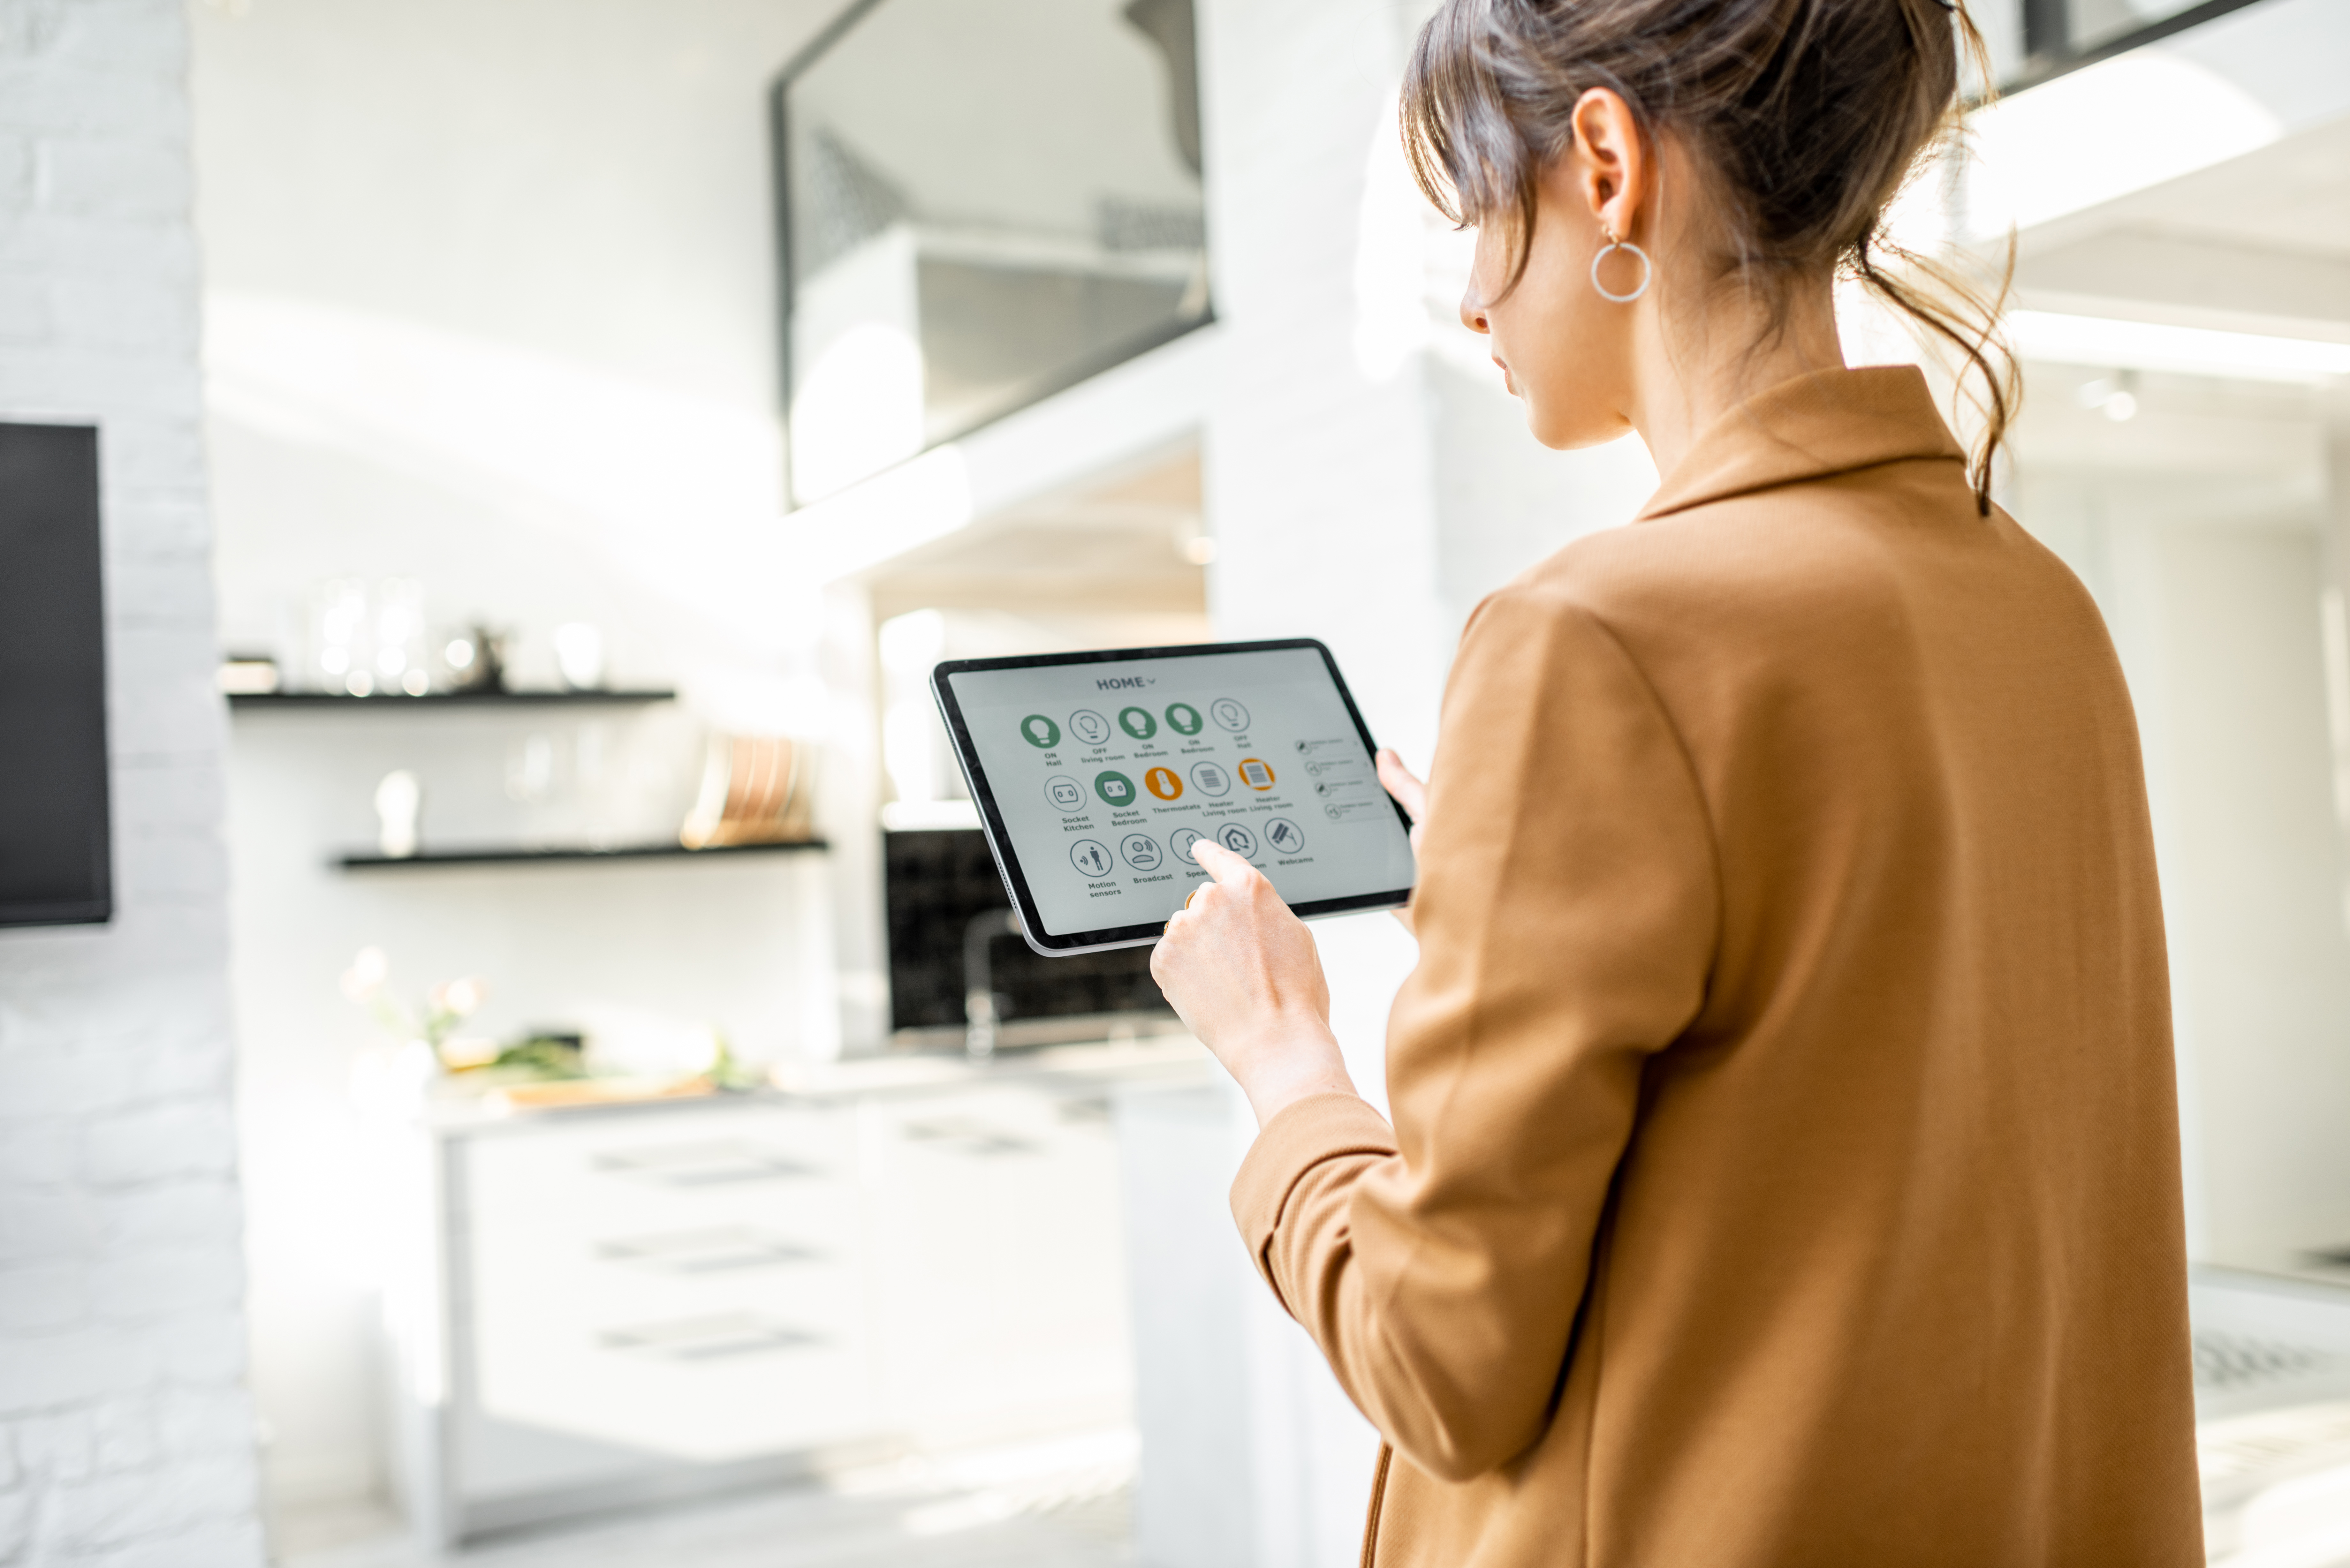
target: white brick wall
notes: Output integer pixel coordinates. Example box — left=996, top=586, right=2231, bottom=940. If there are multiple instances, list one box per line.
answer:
left=0, top=1, right=263, bottom=1564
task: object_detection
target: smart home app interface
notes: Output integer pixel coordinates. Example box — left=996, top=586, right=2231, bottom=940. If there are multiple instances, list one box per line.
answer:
left=948, top=647, right=1415, bottom=938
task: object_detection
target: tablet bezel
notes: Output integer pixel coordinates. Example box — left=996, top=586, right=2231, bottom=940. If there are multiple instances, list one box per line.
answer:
left=930, top=638, right=1416, bottom=956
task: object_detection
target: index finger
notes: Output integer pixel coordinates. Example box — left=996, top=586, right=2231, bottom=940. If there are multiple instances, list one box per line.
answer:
left=1187, top=834, right=1259, bottom=887
left=1376, top=749, right=1427, bottom=823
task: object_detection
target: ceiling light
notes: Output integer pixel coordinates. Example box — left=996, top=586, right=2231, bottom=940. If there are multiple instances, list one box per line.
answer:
left=2011, top=311, right=2350, bottom=386
left=2074, top=372, right=2139, bottom=422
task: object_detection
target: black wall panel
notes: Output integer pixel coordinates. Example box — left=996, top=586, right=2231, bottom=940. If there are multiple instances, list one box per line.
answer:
left=884, top=827, right=1167, bottom=1035
left=0, top=423, right=112, bottom=927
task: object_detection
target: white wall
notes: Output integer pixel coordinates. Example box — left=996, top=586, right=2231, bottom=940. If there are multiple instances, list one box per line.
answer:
left=190, top=0, right=840, bottom=693
left=2015, top=379, right=2350, bottom=1275
left=2156, top=518, right=2350, bottom=1267
left=0, top=1, right=264, bottom=1563
left=185, top=0, right=845, bottom=1523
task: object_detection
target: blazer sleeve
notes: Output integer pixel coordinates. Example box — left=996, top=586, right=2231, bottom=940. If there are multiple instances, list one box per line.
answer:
left=1230, top=585, right=1719, bottom=1481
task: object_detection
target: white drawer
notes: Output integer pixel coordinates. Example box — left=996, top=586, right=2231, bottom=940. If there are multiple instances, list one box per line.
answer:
left=471, top=1241, right=864, bottom=1334
left=457, top=1102, right=880, bottom=1459
left=471, top=1301, right=873, bottom=1461
left=462, top=1104, right=860, bottom=1243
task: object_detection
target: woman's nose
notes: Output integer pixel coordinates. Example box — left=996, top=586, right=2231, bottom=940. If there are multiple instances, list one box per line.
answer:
left=1459, top=288, right=1490, bottom=335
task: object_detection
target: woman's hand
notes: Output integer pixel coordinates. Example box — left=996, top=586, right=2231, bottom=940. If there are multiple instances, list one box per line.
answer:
left=1377, top=748, right=1427, bottom=936
left=1376, top=748, right=1428, bottom=849
left=1151, top=838, right=1358, bottom=1127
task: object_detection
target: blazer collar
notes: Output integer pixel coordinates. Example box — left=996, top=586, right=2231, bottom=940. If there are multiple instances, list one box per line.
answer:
left=1636, top=366, right=1967, bottom=521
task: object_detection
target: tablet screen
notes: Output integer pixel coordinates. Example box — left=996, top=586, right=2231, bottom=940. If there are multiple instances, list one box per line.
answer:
left=935, top=641, right=1417, bottom=951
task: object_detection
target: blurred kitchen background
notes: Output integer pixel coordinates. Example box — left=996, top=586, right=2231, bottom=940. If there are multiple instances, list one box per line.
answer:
left=4, top=0, right=2350, bottom=1564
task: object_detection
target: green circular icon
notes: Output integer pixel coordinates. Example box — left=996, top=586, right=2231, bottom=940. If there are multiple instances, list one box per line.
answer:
left=1165, top=702, right=1203, bottom=736
left=1019, top=714, right=1060, bottom=749
left=1093, top=770, right=1136, bottom=808
left=1118, top=706, right=1157, bottom=740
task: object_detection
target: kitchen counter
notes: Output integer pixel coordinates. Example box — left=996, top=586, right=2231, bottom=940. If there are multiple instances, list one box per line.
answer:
left=406, top=1033, right=1215, bottom=1131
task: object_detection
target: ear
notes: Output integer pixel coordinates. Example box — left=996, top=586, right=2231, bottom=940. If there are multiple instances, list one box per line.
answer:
left=1565, top=88, right=1648, bottom=241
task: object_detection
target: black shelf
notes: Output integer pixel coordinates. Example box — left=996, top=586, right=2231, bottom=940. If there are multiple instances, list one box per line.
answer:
left=337, top=840, right=826, bottom=870
left=231, top=689, right=677, bottom=709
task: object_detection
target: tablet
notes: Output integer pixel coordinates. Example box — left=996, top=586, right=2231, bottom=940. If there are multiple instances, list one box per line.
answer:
left=931, top=639, right=1417, bottom=955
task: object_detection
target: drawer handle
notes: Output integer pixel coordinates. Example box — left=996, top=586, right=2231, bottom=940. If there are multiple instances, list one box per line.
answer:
left=902, top=1117, right=1039, bottom=1158
left=595, top=1227, right=823, bottom=1273
left=598, top=1312, right=828, bottom=1361
left=590, top=1140, right=822, bottom=1185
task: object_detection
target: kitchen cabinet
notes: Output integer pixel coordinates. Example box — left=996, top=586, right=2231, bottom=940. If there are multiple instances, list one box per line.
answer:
left=380, top=1041, right=1206, bottom=1545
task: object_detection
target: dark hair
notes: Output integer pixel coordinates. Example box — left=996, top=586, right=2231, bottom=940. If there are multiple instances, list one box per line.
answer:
left=1401, top=0, right=2015, bottom=514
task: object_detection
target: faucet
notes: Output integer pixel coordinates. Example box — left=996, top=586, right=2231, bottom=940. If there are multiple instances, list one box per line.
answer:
left=963, top=908, right=1021, bottom=1059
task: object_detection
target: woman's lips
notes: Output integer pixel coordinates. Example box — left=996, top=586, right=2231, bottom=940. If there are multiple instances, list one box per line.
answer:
left=1493, top=357, right=1516, bottom=394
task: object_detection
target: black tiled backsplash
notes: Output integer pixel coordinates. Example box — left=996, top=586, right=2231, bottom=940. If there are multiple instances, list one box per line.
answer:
left=884, top=829, right=1171, bottom=1035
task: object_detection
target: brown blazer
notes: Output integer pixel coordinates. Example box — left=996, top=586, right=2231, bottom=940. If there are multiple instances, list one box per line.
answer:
left=1233, top=367, right=2202, bottom=1566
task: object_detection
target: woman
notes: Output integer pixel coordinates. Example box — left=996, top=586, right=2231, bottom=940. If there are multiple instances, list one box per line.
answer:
left=1149, top=0, right=2203, bottom=1562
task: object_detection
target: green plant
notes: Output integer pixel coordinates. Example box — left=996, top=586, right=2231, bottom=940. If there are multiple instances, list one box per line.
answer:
left=491, top=1033, right=588, bottom=1080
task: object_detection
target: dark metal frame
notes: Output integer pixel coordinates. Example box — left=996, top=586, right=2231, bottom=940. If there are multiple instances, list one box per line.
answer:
left=2004, top=0, right=2270, bottom=92
left=765, top=0, right=1214, bottom=511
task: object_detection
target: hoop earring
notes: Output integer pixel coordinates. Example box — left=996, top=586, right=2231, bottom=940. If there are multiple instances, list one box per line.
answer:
left=1591, top=228, right=1652, bottom=304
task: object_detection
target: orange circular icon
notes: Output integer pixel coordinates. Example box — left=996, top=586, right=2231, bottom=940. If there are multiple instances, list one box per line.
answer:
left=1237, top=757, right=1276, bottom=791
left=1144, top=766, right=1183, bottom=800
